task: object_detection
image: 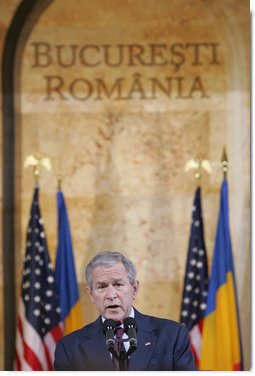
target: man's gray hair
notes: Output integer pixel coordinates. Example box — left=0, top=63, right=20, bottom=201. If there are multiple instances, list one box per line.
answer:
left=85, top=251, right=137, bottom=289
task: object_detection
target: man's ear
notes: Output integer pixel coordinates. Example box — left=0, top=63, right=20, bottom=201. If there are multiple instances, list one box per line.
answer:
left=87, top=286, right=95, bottom=304
left=133, top=280, right=139, bottom=300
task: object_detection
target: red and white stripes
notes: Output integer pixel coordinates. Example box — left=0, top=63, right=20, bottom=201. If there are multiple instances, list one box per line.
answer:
left=14, top=300, right=63, bottom=370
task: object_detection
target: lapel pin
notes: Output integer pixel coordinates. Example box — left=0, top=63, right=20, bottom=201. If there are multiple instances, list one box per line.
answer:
left=145, top=342, right=151, bottom=346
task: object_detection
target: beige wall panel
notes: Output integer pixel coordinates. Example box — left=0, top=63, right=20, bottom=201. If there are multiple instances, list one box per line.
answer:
left=0, top=0, right=250, bottom=370
left=19, top=0, right=250, bottom=370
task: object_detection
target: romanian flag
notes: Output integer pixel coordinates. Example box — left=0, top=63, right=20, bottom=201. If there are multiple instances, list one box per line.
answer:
left=55, top=190, right=83, bottom=335
left=200, top=179, right=243, bottom=370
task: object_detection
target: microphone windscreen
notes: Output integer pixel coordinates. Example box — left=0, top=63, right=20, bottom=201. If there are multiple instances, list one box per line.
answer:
left=103, top=319, right=117, bottom=335
left=123, top=317, right=137, bottom=332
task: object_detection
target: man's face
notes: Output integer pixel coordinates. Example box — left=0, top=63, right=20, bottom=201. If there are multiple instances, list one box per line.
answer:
left=87, top=262, right=139, bottom=323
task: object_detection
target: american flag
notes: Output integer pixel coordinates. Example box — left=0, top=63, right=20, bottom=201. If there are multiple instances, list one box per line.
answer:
left=14, top=187, right=63, bottom=370
left=180, top=187, right=208, bottom=368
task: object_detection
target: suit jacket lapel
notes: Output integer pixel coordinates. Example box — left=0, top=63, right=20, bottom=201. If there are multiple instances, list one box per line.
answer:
left=78, top=310, right=157, bottom=371
left=128, top=309, right=157, bottom=371
left=79, top=317, right=114, bottom=371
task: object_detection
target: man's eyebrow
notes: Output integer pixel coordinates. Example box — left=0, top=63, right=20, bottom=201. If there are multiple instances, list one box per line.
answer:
left=113, top=278, right=124, bottom=283
left=95, top=281, right=107, bottom=286
left=95, top=277, right=125, bottom=286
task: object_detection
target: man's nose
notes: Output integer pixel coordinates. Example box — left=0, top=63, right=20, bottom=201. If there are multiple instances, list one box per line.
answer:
left=106, top=285, right=117, bottom=299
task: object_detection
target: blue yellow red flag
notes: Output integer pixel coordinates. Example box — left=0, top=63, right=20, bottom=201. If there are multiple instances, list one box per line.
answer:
left=200, top=179, right=243, bottom=370
left=55, top=190, right=83, bottom=335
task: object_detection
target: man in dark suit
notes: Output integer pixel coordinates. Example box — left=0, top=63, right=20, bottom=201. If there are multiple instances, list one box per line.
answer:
left=54, top=251, right=197, bottom=371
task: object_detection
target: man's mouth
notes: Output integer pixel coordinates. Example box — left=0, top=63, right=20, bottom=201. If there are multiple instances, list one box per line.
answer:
left=106, top=305, right=120, bottom=310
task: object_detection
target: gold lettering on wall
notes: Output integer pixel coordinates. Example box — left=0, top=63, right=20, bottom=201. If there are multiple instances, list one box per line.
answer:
left=30, top=41, right=221, bottom=101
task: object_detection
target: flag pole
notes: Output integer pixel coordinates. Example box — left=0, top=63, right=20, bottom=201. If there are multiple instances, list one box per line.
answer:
left=57, top=174, right=62, bottom=191
left=16, top=154, right=62, bottom=371
left=23, top=153, right=52, bottom=186
left=55, top=176, right=84, bottom=334
left=221, top=147, right=228, bottom=179
left=33, top=164, right=40, bottom=186
left=194, top=159, right=202, bottom=187
left=181, top=159, right=209, bottom=369
left=184, top=158, right=212, bottom=186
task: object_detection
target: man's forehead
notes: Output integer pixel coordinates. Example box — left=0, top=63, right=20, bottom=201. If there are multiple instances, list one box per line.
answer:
left=95, top=276, right=125, bottom=284
left=92, top=263, right=128, bottom=280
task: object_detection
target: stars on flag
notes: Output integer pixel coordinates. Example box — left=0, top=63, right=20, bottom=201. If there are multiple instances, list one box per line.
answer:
left=180, top=187, right=208, bottom=331
left=15, top=187, right=63, bottom=370
left=21, top=189, right=61, bottom=338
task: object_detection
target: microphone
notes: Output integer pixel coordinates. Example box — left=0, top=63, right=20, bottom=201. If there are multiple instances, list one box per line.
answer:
left=124, top=317, right=138, bottom=353
left=103, top=319, right=117, bottom=350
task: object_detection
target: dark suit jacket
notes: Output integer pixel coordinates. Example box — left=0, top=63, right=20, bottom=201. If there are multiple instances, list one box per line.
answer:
left=54, top=309, right=197, bottom=371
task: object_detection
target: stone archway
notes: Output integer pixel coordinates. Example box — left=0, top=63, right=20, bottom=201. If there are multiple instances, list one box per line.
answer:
left=1, top=1, right=250, bottom=371
left=1, top=0, right=54, bottom=369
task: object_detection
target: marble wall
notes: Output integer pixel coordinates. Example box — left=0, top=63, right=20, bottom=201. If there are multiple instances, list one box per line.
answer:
left=0, top=0, right=250, bottom=370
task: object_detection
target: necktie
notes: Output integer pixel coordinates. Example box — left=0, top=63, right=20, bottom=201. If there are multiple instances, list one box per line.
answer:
left=113, top=327, right=127, bottom=370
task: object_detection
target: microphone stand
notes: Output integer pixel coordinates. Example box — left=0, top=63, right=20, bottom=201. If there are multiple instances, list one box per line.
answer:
left=109, top=339, right=128, bottom=371
left=104, top=318, right=138, bottom=371
left=110, top=338, right=137, bottom=371
left=118, top=346, right=127, bottom=371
